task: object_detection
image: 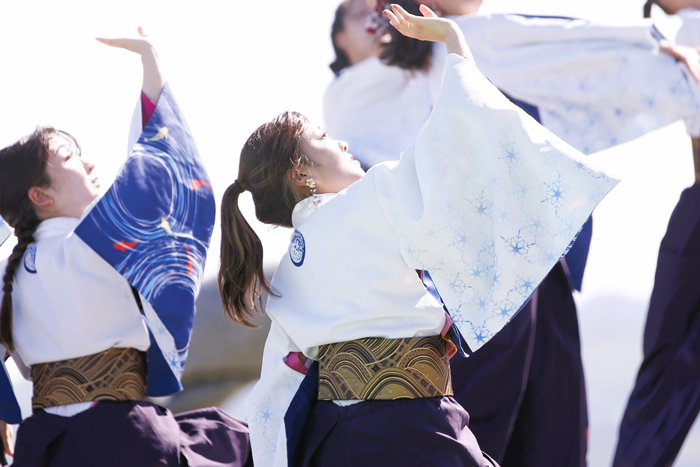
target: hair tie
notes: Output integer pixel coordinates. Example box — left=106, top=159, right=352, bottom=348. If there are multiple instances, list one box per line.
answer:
left=230, top=179, right=247, bottom=196
left=2, top=284, right=12, bottom=294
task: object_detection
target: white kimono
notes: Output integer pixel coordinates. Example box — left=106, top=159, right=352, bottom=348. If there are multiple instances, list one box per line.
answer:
left=0, top=219, right=9, bottom=248
left=247, top=54, right=618, bottom=467
left=323, top=57, right=433, bottom=168
left=0, top=216, right=151, bottom=370
left=673, top=9, right=700, bottom=137
left=428, top=14, right=700, bottom=154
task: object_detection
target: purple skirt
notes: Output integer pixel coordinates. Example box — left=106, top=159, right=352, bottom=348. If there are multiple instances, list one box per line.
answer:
left=11, top=401, right=252, bottom=467
left=297, top=396, right=498, bottom=467
left=451, top=262, right=587, bottom=466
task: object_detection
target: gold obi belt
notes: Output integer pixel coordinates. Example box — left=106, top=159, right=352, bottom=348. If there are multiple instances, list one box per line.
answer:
left=31, top=347, right=147, bottom=411
left=318, top=335, right=453, bottom=401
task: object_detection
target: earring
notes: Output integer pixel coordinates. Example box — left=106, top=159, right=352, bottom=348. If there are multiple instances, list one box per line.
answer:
left=305, top=178, right=320, bottom=208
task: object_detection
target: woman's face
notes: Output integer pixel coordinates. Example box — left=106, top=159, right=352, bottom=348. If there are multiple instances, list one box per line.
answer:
left=335, top=0, right=382, bottom=65
left=297, top=126, right=365, bottom=194
left=36, top=135, right=101, bottom=219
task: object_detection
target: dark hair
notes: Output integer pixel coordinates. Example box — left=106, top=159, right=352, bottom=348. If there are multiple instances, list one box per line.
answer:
left=219, top=111, right=309, bottom=326
left=379, top=0, right=433, bottom=71
left=644, top=0, right=673, bottom=17
left=330, top=2, right=351, bottom=74
left=0, top=127, right=78, bottom=351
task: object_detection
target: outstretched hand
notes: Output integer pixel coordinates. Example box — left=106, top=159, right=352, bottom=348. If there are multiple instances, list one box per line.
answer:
left=659, top=39, right=700, bottom=82
left=96, top=26, right=155, bottom=57
left=384, top=4, right=454, bottom=44
left=96, top=26, right=165, bottom=104
left=383, top=4, right=473, bottom=62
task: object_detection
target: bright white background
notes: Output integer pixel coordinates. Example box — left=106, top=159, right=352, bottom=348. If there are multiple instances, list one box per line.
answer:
left=0, top=1, right=697, bottom=465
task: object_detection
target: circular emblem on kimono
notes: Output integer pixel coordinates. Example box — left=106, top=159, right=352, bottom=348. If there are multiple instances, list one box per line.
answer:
left=289, top=230, right=305, bottom=267
left=24, top=244, right=37, bottom=274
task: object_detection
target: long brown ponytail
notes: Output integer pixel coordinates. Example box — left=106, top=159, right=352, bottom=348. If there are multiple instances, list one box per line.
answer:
left=219, top=112, right=308, bottom=326
left=0, top=127, right=73, bottom=351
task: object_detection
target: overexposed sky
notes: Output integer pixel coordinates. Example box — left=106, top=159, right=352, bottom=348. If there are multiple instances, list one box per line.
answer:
left=1, top=1, right=698, bottom=465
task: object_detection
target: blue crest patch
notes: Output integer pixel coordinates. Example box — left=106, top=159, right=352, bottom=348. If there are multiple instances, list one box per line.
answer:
left=289, top=230, right=306, bottom=267
left=24, top=244, right=37, bottom=274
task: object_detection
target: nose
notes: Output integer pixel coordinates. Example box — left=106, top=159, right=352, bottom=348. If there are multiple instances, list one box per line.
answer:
left=83, top=159, right=95, bottom=175
left=338, top=140, right=349, bottom=152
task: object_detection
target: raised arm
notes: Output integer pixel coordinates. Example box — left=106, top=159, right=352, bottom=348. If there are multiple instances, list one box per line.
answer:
left=383, top=4, right=474, bottom=63
left=96, top=26, right=166, bottom=104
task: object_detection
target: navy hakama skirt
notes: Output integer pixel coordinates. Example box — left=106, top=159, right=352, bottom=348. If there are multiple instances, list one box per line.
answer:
left=451, top=262, right=588, bottom=466
left=12, top=401, right=252, bottom=467
left=297, top=396, right=498, bottom=467
left=613, top=183, right=700, bottom=467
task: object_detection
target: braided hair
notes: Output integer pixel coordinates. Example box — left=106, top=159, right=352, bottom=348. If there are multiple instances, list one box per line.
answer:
left=0, top=127, right=76, bottom=351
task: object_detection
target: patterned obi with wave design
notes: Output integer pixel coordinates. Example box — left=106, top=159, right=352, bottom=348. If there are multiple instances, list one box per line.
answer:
left=318, top=335, right=453, bottom=401
left=31, top=347, right=147, bottom=411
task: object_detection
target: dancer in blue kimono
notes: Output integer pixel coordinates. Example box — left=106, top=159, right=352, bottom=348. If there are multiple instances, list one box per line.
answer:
left=0, top=29, right=251, bottom=466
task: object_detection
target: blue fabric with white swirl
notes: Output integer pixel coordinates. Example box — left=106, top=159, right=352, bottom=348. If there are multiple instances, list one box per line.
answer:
left=75, top=84, right=215, bottom=397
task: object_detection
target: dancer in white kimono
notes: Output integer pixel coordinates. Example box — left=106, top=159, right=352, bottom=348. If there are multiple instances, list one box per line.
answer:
left=219, top=5, right=617, bottom=467
left=614, top=2, right=700, bottom=466
left=325, top=0, right=432, bottom=168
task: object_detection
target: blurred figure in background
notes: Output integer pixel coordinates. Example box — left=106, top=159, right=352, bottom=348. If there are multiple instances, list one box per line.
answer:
left=324, top=0, right=432, bottom=168
left=324, top=1, right=700, bottom=465
left=614, top=3, right=700, bottom=466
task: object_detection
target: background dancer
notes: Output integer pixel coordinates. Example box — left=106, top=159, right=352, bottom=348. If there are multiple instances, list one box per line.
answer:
left=324, top=1, right=700, bottom=465
left=0, top=29, right=251, bottom=466
left=325, top=0, right=432, bottom=168
left=220, top=5, right=617, bottom=466
left=613, top=2, right=700, bottom=465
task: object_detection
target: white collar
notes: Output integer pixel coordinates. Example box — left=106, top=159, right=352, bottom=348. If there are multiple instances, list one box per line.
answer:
left=34, top=217, right=80, bottom=242
left=291, top=193, right=337, bottom=228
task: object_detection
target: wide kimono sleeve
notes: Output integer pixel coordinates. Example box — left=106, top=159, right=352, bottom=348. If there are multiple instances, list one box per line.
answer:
left=246, top=321, right=315, bottom=467
left=429, top=14, right=700, bottom=154
left=74, top=84, right=216, bottom=397
left=375, top=54, right=619, bottom=352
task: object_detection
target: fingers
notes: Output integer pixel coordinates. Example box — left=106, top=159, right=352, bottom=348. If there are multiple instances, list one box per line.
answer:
left=390, top=4, right=411, bottom=25
left=95, top=37, right=117, bottom=47
left=138, top=25, right=148, bottom=37
left=383, top=9, right=402, bottom=31
left=419, top=3, right=438, bottom=18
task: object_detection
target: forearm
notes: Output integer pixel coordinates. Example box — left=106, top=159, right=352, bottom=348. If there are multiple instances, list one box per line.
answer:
left=140, top=47, right=165, bottom=104
left=444, top=23, right=474, bottom=63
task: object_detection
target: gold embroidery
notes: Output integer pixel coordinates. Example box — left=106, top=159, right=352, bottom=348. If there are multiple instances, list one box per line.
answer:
left=32, top=347, right=147, bottom=411
left=318, top=335, right=453, bottom=401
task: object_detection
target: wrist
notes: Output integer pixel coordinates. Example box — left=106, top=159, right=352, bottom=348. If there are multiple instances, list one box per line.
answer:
left=443, top=22, right=461, bottom=45
left=139, top=45, right=158, bottom=62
